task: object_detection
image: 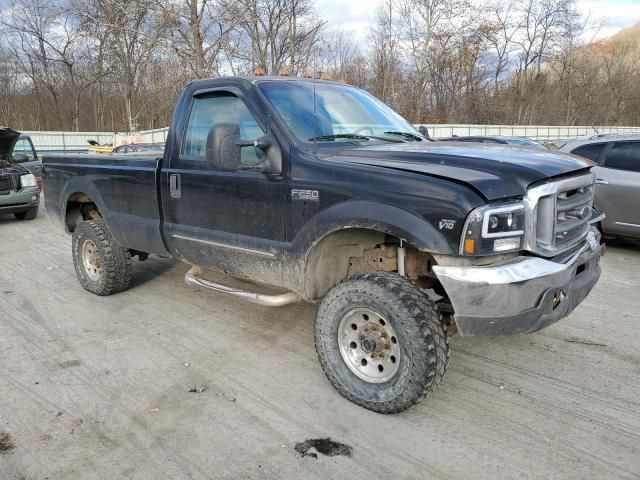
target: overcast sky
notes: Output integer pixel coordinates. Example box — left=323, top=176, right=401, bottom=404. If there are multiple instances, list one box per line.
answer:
left=320, top=0, right=640, bottom=46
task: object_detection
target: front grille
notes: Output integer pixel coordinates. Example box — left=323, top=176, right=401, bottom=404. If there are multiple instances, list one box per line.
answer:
left=0, top=175, right=13, bottom=194
left=525, top=173, right=595, bottom=256
left=554, top=184, right=594, bottom=249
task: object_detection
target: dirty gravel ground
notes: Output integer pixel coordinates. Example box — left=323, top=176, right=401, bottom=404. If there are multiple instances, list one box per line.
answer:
left=1, top=211, right=639, bottom=480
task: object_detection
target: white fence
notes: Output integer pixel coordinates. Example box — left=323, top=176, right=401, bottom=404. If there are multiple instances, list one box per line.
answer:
left=23, top=131, right=115, bottom=152
left=25, top=124, right=640, bottom=152
left=23, top=127, right=170, bottom=152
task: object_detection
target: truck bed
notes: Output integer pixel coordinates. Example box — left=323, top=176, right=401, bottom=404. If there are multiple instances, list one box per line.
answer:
left=43, top=153, right=169, bottom=256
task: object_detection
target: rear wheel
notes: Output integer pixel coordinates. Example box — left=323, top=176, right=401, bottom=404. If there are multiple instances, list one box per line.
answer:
left=72, top=219, right=132, bottom=296
left=14, top=206, right=38, bottom=220
left=315, top=272, right=449, bottom=414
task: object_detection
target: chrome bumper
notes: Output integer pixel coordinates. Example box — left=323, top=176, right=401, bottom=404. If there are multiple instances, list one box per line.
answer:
left=433, top=229, right=603, bottom=336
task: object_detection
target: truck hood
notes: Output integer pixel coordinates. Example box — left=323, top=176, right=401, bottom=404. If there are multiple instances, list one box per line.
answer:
left=321, top=142, right=594, bottom=201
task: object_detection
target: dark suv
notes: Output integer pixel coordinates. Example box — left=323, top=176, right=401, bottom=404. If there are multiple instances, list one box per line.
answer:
left=0, top=128, right=41, bottom=220
left=560, top=134, right=640, bottom=239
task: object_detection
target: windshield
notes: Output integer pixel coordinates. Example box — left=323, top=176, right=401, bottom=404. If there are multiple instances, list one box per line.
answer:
left=505, top=138, right=546, bottom=149
left=257, top=81, right=419, bottom=143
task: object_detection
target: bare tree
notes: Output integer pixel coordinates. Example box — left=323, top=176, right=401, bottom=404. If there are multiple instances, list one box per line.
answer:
left=0, top=0, right=638, bottom=132
left=80, top=0, right=165, bottom=131
left=320, top=29, right=361, bottom=82
left=222, top=0, right=326, bottom=74
left=396, top=0, right=469, bottom=121
left=155, top=0, right=231, bottom=78
left=368, top=1, right=400, bottom=107
left=482, top=0, right=522, bottom=95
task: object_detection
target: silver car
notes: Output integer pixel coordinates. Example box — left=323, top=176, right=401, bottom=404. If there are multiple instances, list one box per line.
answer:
left=560, top=134, right=640, bottom=239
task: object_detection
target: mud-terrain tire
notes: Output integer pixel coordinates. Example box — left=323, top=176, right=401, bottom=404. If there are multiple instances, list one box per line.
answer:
left=315, top=271, right=449, bottom=414
left=72, top=219, right=132, bottom=296
left=14, top=206, right=38, bottom=220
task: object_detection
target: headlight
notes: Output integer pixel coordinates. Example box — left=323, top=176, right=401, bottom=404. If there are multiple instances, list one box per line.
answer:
left=20, top=174, right=38, bottom=188
left=461, top=202, right=525, bottom=255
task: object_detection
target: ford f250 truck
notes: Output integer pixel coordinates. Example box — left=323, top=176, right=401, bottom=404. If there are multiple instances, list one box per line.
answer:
left=43, top=77, right=604, bottom=413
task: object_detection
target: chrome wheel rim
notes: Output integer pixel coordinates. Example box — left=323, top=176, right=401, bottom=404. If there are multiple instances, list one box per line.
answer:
left=81, top=239, right=102, bottom=281
left=338, top=307, right=401, bottom=383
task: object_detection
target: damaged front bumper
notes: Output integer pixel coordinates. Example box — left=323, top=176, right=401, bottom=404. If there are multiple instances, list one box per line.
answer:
left=433, top=229, right=603, bottom=336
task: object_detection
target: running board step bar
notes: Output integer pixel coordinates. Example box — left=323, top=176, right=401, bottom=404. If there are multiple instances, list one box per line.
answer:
left=185, top=265, right=300, bottom=307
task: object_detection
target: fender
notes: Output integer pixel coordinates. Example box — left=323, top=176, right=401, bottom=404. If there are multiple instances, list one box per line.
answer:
left=291, top=200, right=455, bottom=257
left=61, top=177, right=112, bottom=232
left=61, top=176, right=170, bottom=256
left=289, top=201, right=456, bottom=300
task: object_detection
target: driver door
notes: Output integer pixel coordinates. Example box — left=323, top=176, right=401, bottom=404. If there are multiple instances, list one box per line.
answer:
left=162, top=90, right=288, bottom=278
left=594, top=141, right=640, bottom=237
left=11, top=137, right=42, bottom=178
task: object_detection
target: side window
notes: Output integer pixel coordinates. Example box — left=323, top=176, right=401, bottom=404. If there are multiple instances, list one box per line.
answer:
left=12, top=138, right=35, bottom=160
left=181, top=92, right=265, bottom=167
left=603, top=142, right=640, bottom=172
left=571, top=143, right=607, bottom=162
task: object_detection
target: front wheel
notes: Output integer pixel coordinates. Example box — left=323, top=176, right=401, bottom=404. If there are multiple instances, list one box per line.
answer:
left=315, top=272, right=449, bottom=413
left=72, top=219, right=132, bottom=296
left=14, top=205, right=38, bottom=220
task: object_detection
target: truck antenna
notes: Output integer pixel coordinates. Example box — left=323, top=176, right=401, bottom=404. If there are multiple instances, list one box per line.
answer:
left=312, top=48, right=318, bottom=144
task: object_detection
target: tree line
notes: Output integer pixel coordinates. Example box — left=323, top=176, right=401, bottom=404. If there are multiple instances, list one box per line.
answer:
left=0, top=0, right=638, bottom=133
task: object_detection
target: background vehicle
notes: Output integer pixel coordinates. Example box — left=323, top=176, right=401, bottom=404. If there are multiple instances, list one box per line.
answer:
left=43, top=77, right=603, bottom=413
left=561, top=134, right=640, bottom=239
left=0, top=128, right=41, bottom=220
left=437, top=135, right=547, bottom=149
left=112, top=143, right=165, bottom=154
left=87, top=140, right=113, bottom=154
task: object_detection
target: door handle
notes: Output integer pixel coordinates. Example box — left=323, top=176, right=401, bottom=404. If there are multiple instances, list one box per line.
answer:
left=169, top=173, right=181, bottom=198
left=595, top=178, right=608, bottom=185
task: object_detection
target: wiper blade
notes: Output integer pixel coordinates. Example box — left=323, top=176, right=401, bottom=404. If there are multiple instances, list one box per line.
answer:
left=309, top=134, right=371, bottom=142
left=383, top=131, right=426, bottom=141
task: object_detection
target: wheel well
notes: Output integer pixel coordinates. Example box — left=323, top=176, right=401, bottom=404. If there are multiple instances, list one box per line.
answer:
left=302, top=228, right=438, bottom=301
left=65, top=192, right=102, bottom=232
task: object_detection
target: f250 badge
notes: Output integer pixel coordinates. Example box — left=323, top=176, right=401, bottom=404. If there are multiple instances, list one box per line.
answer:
left=439, top=219, right=456, bottom=230
left=291, top=189, right=319, bottom=202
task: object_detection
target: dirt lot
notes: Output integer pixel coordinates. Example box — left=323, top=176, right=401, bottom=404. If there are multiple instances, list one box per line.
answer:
left=1, top=210, right=639, bottom=480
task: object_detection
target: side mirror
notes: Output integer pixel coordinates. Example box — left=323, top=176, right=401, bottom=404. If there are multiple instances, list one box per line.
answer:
left=207, top=123, right=243, bottom=171
left=11, top=153, right=28, bottom=163
left=206, top=123, right=283, bottom=175
left=256, top=133, right=283, bottom=175
left=418, top=125, right=430, bottom=139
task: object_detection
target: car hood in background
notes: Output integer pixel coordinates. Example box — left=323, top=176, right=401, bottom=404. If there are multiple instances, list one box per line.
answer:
left=0, top=128, right=21, bottom=158
left=321, top=142, right=594, bottom=201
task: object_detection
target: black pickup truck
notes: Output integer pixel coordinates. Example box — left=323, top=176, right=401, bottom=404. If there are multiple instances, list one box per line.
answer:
left=44, top=76, right=604, bottom=413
